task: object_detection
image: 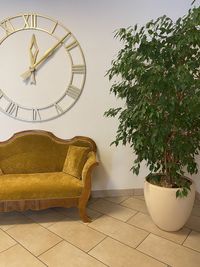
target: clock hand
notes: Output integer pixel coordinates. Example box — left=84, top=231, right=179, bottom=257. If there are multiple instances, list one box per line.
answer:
left=29, top=34, right=39, bottom=84
left=21, top=33, right=70, bottom=81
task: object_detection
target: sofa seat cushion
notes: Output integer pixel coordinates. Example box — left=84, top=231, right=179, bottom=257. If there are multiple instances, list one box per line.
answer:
left=0, top=172, right=83, bottom=200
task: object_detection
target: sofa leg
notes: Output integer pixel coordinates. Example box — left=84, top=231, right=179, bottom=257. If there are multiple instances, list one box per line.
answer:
left=79, top=205, right=91, bottom=223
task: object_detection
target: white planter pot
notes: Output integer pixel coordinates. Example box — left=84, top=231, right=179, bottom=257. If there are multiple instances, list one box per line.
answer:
left=144, top=177, right=195, bottom=231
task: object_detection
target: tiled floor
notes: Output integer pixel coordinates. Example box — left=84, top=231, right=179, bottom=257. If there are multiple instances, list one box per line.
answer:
left=0, top=196, right=200, bottom=267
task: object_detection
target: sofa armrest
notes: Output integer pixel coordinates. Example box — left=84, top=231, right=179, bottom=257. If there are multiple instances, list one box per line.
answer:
left=81, top=151, right=99, bottom=185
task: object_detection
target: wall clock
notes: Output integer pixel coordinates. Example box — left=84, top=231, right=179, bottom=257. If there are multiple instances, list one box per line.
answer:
left=0, top=13, right=86, bottom=122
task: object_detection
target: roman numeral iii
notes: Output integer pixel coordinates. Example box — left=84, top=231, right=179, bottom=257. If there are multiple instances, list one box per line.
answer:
left=66, top=85, right=81, bottom=99
left=6, top=102, right=18, bottom=117
left=72, top=65, right=86, bottom=74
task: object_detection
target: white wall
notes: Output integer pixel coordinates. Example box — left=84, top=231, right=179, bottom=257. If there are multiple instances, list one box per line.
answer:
left=0, top=0, right=199, bottom=193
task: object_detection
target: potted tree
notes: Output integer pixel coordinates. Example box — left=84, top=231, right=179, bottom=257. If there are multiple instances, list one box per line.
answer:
left=105, top=5, right=200, bottom=231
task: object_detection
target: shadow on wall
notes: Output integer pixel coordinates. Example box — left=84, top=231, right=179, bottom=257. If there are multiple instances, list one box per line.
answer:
left=91, top=148, right=112, bottom=193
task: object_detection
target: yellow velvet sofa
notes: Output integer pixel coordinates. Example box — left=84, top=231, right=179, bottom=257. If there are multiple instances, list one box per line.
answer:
left=0, top=130, right=98, bottom=222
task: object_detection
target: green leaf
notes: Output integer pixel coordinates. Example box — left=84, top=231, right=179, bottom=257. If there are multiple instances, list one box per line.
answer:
left=105, top=6, right=200, bottom=186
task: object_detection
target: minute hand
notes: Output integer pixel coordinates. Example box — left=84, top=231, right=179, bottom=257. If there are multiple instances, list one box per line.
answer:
left=21, top=33, right=70, bottom=81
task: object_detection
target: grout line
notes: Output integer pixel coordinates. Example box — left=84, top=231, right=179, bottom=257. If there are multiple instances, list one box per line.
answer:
left=89, top=200, right=200, bottom=245
left=181, top=227, right=192, bottom=245
left=87, top=236, right=108, bottom=253
left=1, top=216, right=65, bottom=265
left=127, top=216, right=194, bottom=246
left=136, top=232, right=200, bottom=266
left=88, top=205, right=138, bottom=223
left=146, top=232, right=186, bottom=247
left=103, top=196, right=130, bottom=204
left=118, top=199, right=149, bottom=215
left=88, top=255, right=109, bottom=267
left=1, top=213, right=35, bottom=232
left=137, top=232, right=200, bottom=259
left=37, top=239, right=64, bottom=257
left=107, top=236, right=169, bottom=267
left=138, top=249, right=171, bottom=267
left=135, top=232, right=151, bottom=249
left=87, top=236, right=110, bottom=267
left=87, top=221, right=151, bottom=252
left=91, top=233, right=140, bottom=251
left=125, top=211, right=139, bottom=223
left=182, top=243, right=200, bottom=254
left=1, top=230, right=48, bottom=266
left=125, top=213, right=191, bottom=245
left=43, top=220, right=106, bottom=255
left=21, top=218, right=59, bottom=230
left=22, top=208, right=69, bottom=226
left=0, top=243, right=18, bottom=254
left=0, top=199, right=200, bottom=266
left=87, top=210, right=134, bottom=225
left=88, top=205, right=200, bottom=249
left=91, top=197, right=138, bottom=212
left=89, top=197, right=101, bottom=204
left=88, top=210, right=151, bottom=236
left=125, top=211, right=147, bottom=226
left=38, top=229, right=109, bottom=267
left=40, top=237, right=109, bottom=267
left=119, top=197, right=146, bottom=209
left=133, top=195, right=145, bottom=200
left=135, top=234, right=173, bottom=266
left=39, top=204, right=200, bottom=255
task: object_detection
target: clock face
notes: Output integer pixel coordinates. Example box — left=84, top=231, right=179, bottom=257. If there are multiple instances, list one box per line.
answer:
left=0, top=13, right=86, bottom=122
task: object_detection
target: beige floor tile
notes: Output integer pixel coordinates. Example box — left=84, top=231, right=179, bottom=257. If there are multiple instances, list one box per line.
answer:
left=191, top=205, right=200, bottom=217
left=0, top=229, right=16, bottom=252
left=53, top=207, right=102, bottom=223
left=184, top=230, right=200, bottom=252
left=39, top=240, right=106, bottom=267
left=0, top=244, right=46, bottom=267
left=194, top=198, right=200, bottom=206
left=104, top=196, right=129, bottom=204
left=0, top=211, right=32, bottom=231
left=138, top=233, right=200, bottom=267
left=7, top=222, right=62, bottom=256
left=128, top=212, right=190, bottom=244
left=48, top=219, right=105, bottom=252
left=89, top=199, right=137, bottom=221
left=134, top=195, right=145, bottom=200
left=88, top=197, right=100, bottom=204
left=86, top=208, right=103, bottom=222
left=89, top=237, right=167, bottom=267
left=53, top=207, right=80, bottom=217
left=186, top=215, right=200, bottom=232
left=89, top=215, right=148, bottom=248
left=23, top=208, right=67, bottom=227
left=121, top=197, right=148, bottom=214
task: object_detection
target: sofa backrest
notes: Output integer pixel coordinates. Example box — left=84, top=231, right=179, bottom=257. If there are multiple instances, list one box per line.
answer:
left=0, top=130, right=96, bottom=174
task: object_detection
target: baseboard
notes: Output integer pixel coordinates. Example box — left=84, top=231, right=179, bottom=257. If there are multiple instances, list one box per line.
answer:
left=92, top=188, right=200, bottom=199
left=91, top=188, right=143, bottom=198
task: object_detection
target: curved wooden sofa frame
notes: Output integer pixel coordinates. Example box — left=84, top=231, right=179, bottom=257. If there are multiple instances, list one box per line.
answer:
left=0, top=130, right=98, bottom=223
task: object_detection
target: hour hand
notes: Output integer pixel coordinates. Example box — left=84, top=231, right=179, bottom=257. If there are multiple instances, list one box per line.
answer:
left=29, top=34, right=39, bottom=84
left=21, top=33, right=69, bottom=81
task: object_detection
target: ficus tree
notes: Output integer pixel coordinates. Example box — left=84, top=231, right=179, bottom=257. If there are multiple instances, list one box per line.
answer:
left=105, top=5, right=200, bottom=197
